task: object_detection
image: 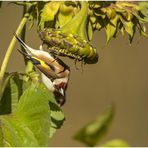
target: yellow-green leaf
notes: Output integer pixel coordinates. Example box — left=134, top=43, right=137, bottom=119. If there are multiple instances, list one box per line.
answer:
left=100, top=139, right=129, bottom=147
left=39, top=2, right=61, bottom=28
left=56, top=3, right=74, bottom=28
left=41, top=2, right=60, bottom=21
left=124, top=21, right=134, bottom=37
left=74, top=106, right=114, bottom=147
left=106, top=16, right=118, bottom=43
left=87, top=21, right=93, bottom=41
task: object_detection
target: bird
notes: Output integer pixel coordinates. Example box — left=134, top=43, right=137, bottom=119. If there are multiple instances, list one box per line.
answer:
left=14, top=34, right=70, bottom=106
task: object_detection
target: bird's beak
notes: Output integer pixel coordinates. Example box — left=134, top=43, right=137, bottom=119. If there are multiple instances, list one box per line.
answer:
left=14, top=33, right=33, bottom=55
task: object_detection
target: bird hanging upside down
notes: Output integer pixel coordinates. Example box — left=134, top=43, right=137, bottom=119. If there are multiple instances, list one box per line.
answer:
left=14, top=34, right=70, bottom=106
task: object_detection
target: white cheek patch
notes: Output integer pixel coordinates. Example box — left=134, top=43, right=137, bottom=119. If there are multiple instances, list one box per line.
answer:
left=42, top=73, right=67, bottom=106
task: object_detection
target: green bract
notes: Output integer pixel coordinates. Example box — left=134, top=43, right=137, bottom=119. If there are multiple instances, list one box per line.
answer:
left=88, top=1, right=148, bottom=43
left=13, top=1, right=148, bottom=43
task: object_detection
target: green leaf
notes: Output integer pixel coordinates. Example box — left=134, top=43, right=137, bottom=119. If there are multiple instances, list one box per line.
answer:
left=119, top=15, right=136, bottom=42
left=61, top=1, right=88, bottom=40
left=14, top=84, right=51, bottom=146
left=0, top=73, right=31, bottom=115
left=119, top=14, right=134, bottom=39
left=100, top=139, right=129, bottom=147
left=0, top=116, right=38, bottom=146
left=90, top=16, right=96, bottom=23
left=38, top=84, right=65, bottom=139
left=138, top=2, right=148, bottom=22
left=0, top=82, right=58, bottom=146
left=124, top=21, right=134, bottom=38
left=140, top=30, right=148, bottom=37
left=56, top=3, right=75, bottom=28
left=119, top=24, right=124, bottom=36
left=49, top=102, right=65, bottom=138
left=39, top=2, right=61, bottom=29
left=0, top=73, right=21, bottom=115
left=9, top=74, right=24, bottom=113
left=0, top=72, right=65, bottom=146
left=0, top=74, right=12, bottom=115
left=74, top=106, right=114, bottom=146
left=87, top=21, right=93, bottom=41
left=136, top=23, right=148, bottom=38
left=106, top=16, right=118, bottom=43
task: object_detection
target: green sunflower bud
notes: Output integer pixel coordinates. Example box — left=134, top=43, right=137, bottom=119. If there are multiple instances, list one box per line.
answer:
left=39, top=28, right=98, bottom=64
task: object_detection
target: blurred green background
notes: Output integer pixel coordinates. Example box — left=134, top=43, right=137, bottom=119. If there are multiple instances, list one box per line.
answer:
left=0, top=2, right=148, bottom=146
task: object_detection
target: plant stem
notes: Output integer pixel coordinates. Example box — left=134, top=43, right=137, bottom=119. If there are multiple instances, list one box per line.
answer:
left=0, top=18, right=27, bottom=83
left=0, top=10, right=31, bottom=87
left=21, top=5, right=34, bottom=81
left=21, top=4, right=27, bottom=62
